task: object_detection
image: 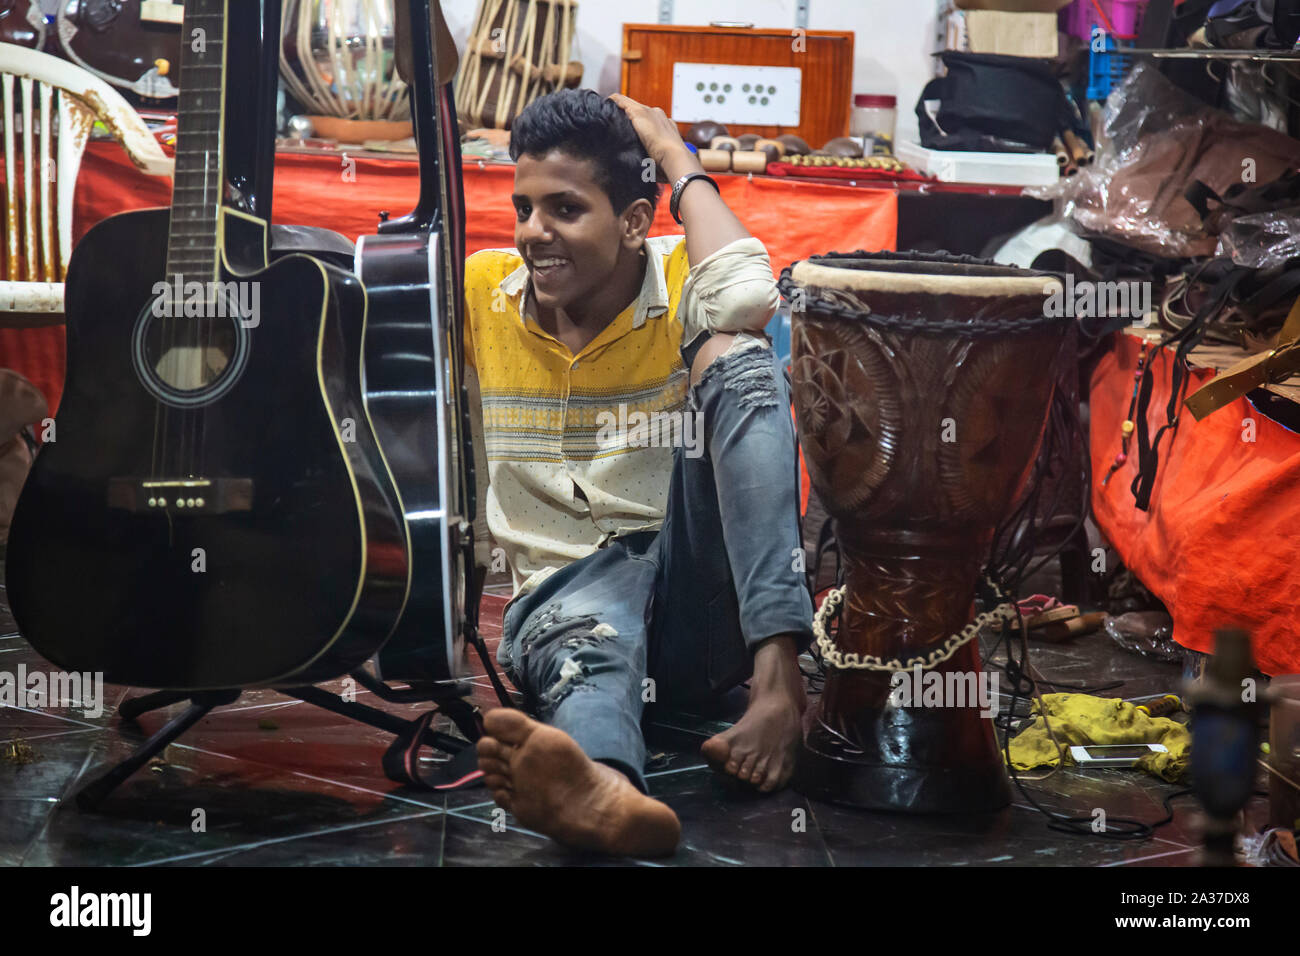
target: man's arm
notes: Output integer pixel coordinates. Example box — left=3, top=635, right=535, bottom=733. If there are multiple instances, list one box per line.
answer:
left=609, top=94, right=778, bottom=336
left=608, top=93, right=749, bottom=265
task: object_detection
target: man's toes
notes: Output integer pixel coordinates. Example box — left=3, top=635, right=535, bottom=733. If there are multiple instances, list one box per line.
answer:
left=482, top=766, right=513, bottom=809
left=700, top=734, right=730, bottom=767
left=747, top=755, right=770, bottom=785
left=735, top=751, right=758, bottom=782
left=758, top=764, right=783, bottom=793
left=476, top=735, right=513, bottom=763
left=477, top=752, right=510, bottom=775
left=763, top=756, right=794, bottom=792
left=482, top=707, right=536, bottom=746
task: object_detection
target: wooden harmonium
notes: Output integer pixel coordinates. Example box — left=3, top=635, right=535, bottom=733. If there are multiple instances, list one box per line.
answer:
left=620, top=23, right=854, bottom=149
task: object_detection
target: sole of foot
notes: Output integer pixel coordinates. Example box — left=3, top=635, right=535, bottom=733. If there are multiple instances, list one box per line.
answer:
left=476, top=708, right=681, bottom=858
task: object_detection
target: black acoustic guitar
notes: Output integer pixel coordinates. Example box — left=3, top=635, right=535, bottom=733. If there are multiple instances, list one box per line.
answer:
left=357, top=0, right=474, bottom=683
left=6, top=0, right=410, bottom=690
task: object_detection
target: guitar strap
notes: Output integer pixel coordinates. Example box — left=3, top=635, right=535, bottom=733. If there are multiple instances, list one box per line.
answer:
left=470, top=625, right=515, bottom=706
left=382, top=697, right=486, bottom=791
left=379, top=627, right=515, bottom=791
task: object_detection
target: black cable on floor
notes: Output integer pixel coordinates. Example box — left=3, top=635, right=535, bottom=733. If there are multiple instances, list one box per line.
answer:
left=999, top=613, right=1190, bottom=841
left=982, top=367, right=1187, bottom=842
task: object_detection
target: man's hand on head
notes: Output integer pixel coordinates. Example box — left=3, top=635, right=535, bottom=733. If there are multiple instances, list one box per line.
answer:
left=607, top=93, right=702, bottom=185
left=606, top=92, right=757, bottom=277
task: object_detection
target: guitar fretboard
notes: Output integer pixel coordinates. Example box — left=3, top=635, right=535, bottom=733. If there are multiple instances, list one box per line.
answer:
left=164, top=0, right=227, bottom=283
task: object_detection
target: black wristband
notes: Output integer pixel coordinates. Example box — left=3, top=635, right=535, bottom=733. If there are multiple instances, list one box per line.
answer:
left=669, top=172, right=720, bottom=225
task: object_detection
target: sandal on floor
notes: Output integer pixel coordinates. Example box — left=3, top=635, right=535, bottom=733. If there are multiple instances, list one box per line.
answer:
left=1009, top=594, right=1080, bottom=631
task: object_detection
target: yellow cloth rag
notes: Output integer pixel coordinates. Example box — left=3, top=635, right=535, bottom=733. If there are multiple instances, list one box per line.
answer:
left=1006, top=693, right=1190, bottom=782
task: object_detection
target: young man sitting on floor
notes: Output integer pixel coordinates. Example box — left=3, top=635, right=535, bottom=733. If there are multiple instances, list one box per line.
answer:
left=465, top=89, right=813, bottom=857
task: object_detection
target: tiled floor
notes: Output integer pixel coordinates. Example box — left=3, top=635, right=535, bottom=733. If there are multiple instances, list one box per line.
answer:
left=0, top=562, right=1269, bottom=866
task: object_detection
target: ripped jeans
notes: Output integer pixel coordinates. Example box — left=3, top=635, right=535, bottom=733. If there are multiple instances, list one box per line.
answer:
left=496, top=336, right=814, bottom=791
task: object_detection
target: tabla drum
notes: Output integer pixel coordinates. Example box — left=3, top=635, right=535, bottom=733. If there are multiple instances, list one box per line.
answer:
left=782, top=250, right=1070, bottom=813
left=280, top=0, right=411, bottom=132
left=454, top=0, right=580, bottom=131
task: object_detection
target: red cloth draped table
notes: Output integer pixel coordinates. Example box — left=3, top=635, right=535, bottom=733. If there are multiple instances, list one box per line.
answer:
left=0, top=141, right=898, bottom=416
left=1090, top=331, right=1300, bottom=675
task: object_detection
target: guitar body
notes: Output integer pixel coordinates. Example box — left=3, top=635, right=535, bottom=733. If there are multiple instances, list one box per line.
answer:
left=6, top=207, right=410, bottom=689
left=356, top=230, right=463, bottom=682
left=0, top=0, right=46, bottom=49
left=356, top=7, right=472, bottom=684
left=57, top=0, right=182, bottom=97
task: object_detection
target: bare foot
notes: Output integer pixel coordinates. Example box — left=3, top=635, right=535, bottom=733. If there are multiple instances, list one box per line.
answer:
left=475, top=708, right=681, bottom=857
left=701, top=635, right=806, bottom=792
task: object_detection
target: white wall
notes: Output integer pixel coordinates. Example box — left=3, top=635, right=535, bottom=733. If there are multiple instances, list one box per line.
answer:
left=439, top=0, right=937, bottom=145
left=35, top=1, right=936, bottom=139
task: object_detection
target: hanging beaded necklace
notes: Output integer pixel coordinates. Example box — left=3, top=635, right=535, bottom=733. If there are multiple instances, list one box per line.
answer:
left=1101, top=337, right=1150, bottom=487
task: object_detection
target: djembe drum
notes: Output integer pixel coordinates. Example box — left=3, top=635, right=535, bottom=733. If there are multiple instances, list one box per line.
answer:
left=782, top=250, right=1070, bottom=813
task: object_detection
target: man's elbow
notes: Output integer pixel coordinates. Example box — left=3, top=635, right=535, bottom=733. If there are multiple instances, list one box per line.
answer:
left=711, top=279, right=780, bottom=332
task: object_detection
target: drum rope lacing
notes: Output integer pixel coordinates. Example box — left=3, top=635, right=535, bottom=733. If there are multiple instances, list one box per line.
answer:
left=777, top=249, right=1072, bottom=338
left=811, top=576, right=1018, bottom=672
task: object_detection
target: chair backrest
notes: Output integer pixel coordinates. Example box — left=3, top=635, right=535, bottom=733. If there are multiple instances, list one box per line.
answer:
left=0, top=43, right=172, bottom=286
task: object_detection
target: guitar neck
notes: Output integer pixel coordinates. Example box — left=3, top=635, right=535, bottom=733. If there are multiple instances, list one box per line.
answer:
left=164, top=0, right=228, bottom=282
left=380, top=0, right=440, bottom=234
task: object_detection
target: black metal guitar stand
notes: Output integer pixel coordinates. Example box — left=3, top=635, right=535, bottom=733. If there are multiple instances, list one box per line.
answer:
left=75, top=689, right=241, bottom=809
left=74, top=668, right=500, bottom=811
left=75, top=557, right=514, bottom=809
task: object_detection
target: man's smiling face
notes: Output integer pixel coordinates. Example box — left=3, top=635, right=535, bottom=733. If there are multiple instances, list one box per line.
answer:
left=512, top=148, right=630, bottom=314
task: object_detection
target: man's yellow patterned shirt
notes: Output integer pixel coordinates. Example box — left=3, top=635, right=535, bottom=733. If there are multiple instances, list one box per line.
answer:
left=463, top=236, right=778, bottom=593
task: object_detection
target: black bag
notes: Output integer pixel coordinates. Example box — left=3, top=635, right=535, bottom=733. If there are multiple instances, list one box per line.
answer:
left=1204, top=0, right=1300, bottom=48
left=915, top=52, right=1072, bottom=153
left=1276, top=0, right=1300, bottom=45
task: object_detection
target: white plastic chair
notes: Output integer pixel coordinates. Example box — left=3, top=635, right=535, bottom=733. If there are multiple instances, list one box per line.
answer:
left=0, top=43, right=172, bottom=327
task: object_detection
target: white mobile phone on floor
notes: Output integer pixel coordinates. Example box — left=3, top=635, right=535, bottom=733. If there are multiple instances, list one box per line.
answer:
left=1069, top=743, right=1168, bottom=767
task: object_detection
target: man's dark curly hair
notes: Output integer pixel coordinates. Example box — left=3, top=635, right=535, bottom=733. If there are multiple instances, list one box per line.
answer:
left=509, top=89, right=661, bottom=215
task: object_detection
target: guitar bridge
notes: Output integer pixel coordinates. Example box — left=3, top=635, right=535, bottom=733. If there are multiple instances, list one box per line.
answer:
left=107, top=477, right=253, bottom=514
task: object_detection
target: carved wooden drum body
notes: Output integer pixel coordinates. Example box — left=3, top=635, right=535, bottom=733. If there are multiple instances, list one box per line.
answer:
left=783, top=251, right=1069, bottom=813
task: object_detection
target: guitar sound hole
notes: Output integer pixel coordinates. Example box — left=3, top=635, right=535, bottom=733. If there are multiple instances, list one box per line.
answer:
left=146, top=321, right=234, bottom=392
left=132, top=286, right=252, bottom=407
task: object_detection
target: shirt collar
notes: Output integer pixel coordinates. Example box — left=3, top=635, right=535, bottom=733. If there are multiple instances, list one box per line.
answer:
left=498, top=240, right=672, bottom=329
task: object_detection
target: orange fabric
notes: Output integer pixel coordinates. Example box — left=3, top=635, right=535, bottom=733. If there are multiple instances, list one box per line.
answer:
left=1090, top=332, right=1300, bottom=675
left=0, top=142, right=897, bottom=418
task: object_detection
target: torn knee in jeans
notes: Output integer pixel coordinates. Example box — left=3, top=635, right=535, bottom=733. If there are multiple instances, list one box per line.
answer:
left=559, top=621, right=619, bottom=650
left=514, top=606, right=622, bottom=715
left=539, top=655, right=596, bottom=715
left=696, top=335, right=780, bottom=409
